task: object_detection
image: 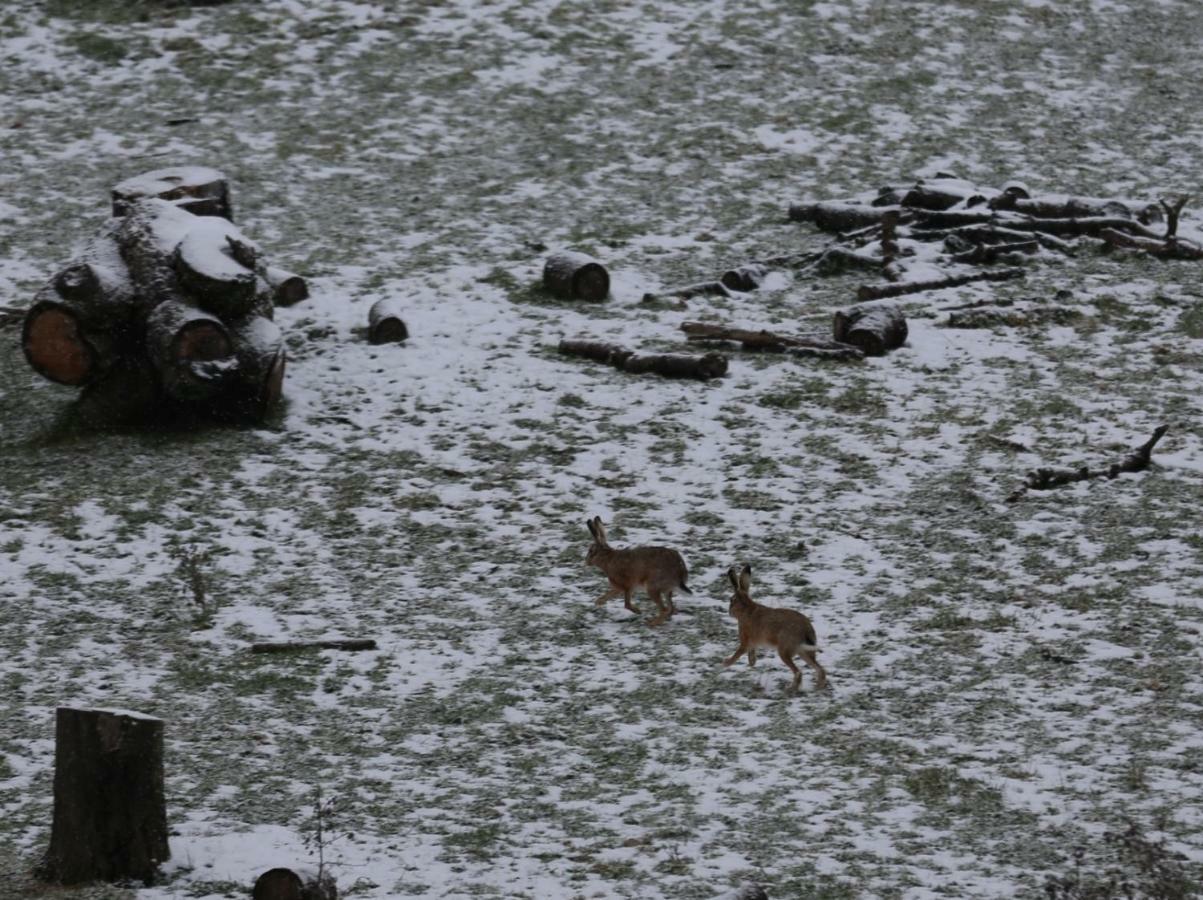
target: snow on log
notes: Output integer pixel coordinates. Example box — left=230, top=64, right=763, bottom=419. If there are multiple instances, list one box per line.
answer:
left=720, top=264, right=767, bottom=292
left=789, top=201, right=900, bottom=232
left=856, top=268, right=1025, bottom=302
left=367, top=298, right=409, bottom=344
left=174, top=217, right=260, bottom=318
left=252, top=866, right=338, bottom=900
left=681, top=321, right=864, bottom=359
left=146, top=299, right=235, bottom=402
left=265, top=266, right=309, bottom=307
left=558, top=339, right=728, bottom=380
left=116, top=198, right=198, bottom=301
left=111, top=165, right=231, bottom=220
left=544, top=252, right=610, bottom=301
left=832, top=303, right=908, bottom=356
left=222, top=315, right=285, bottom=421
left=38, top=707, right=169, bottom=885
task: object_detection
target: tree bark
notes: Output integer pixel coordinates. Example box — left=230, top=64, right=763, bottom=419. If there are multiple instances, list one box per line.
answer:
left=251, top=639, right=377, bottom=654
left=145, top=299, right=235, bottom=402
left=367, top=298, right=409, bottom=344
left=558, top=340, right=727, bottom=380
left=220, top=316, right=285, bottom=421
left=681, top=321, right=864, bottom=358
left=265, top=266, right=310, bottom=307
left=39, top=707, right=169, bottom=885
left=789, top=201, right=901, bottom=232
left=543, top=252, right=610, bottom=301
left=72, top=356, right=162, bottom=430
left=252, top=866, right=338, bottom=900
left=832, top=304, right=908, bottom=356
left=856, top=268, right=1025, bottom=302
left=111, top=165, right=231, bottom=220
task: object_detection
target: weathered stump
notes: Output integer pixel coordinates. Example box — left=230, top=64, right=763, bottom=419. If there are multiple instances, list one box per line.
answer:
left=252, top=867, right=338, bottom=900
left=543, top=252, right=610, bottom=301
left=39, top=707, right=169, bottom=885
left=367, top=298, right=409, bottom=344
left=832, top=303, right=908, bottom=356
left=265, top=266, right=310, bottom=307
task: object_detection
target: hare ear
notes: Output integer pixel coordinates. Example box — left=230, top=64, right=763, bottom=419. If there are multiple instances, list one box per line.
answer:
left=739, top=564, right=752, bottom=593
left=593, top=518, right=609, bottom=546
left=728, top=566, right=741, bottom=590
left=586, top=518, right=598, bottom=540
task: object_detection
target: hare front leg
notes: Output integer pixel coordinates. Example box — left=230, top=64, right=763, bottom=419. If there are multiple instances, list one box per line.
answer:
left=747, top=648, right=758, bottom=667
left=724, top=641, right=748, bottom=667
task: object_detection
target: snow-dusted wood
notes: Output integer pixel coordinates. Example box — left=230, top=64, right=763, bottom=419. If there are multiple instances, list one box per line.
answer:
left=251, top=639, right=377, bottom=654
left=559, top=339, right=728, bottom=380
left=681, top=321, right=864, bottom=360
left=543, top=252, right=610, bottom=301
left=265, top=266, right=310, bottom=306
left=111, top=165, right=231, bottom=220
left=39, top=707, right=169, bottom=885
left=856, top=268, right=1025, bottom=302
left=252, top=866, right=338, bottom=900
left=223, top=315, right=285, bottom=420
left=832, top=303, right=908, bottom=356
left=174, top=217, right=260, bottom=318
left=145, top=299, right=234, bottom=402
left=1008, top=425, right=1170, bottom=502
left=720, top=264, right=767, bottom=291
left=367, top=298, right=409, bottom=344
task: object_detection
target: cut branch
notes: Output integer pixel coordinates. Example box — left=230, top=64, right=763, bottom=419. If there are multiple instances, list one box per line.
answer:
left=856, top=268, right=1025, bottom=302
left=559, top=339, right=728, bottom=380
left=251, top=639, right=377, bottom=654
left=1007, top=426, right=1169, bottom=501
left=681, top=321, right=864, bottom=359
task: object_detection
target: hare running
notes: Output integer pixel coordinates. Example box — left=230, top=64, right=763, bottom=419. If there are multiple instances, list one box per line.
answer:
left=585, top=516, right=691, bottom=626
left=724, top=564, right=827, bottom=692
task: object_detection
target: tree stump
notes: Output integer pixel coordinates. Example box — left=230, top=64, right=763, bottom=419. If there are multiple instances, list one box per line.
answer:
left=543, top=252, right=610, bottom=301
left=367, top=298, right=409, bottom=344
left=252, top=867, right=338, bottom=900
left=265, top=267, right=310, bottom=307
left=832, top=303, right=908, bottom=356
left=39, top=707, right=169, bottom=885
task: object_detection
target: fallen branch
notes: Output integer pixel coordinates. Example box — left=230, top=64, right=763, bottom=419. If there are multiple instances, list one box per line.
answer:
left=558, top=339, right=728, bottom=380
left=1099, top=227, right=1203, bottom=261
left=641, top=281, right=731, bottom=304
left=857, top=268, right=1025, bottom=301
left=681, top=321, right=864, bottom=359
left=1006, top=425, right=1169, bottom=502
left=251, top=639, right=378, bottom=654
left=949, top=240, right=1039, bottom=265
left=832, top=303, right=908, bottom=356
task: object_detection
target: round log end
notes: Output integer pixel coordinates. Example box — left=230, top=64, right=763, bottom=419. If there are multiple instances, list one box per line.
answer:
left=23, top=303, right=96, bottom=386
left=571, top=262, right=609, bottom=302
left=253, top=867, right=337, bottom=900
left=700, top=352, right=729, bottom=379
left=369, top=318, right=408, bottom=345
left=176, top=321, right=233, bottom=363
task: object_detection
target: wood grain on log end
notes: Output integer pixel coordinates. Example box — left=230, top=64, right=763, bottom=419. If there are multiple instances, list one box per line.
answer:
left=23, top=302, right=101, bottom=386
left=544, top=252, right=610, bottom=301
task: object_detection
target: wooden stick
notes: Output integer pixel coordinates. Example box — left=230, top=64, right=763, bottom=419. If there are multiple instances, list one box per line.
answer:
left=857, top=268, right=1025, bottom=301
left=1100, top=227, right=1203, bottom=260
left=251, top=639, right=378, bottom=653
left=949, top=240, right=1039, bottom=265
left=1007, top=426, right=1169, bottom=501
left=558, top=339, right=728, bottom=380
left=681, top=321, right=864, bottom=357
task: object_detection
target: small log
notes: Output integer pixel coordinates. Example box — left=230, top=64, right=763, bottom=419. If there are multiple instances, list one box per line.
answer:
left=111, top=165, right=231, bottom=220
left=643, top=281, right=731, bottom=303
left=811, top=246, right=883, bottom=275
left=1099, top=228, right=1203, bottom=261
left=1007, top=426, right=1169, bottom=501
left=681, top=321, right=864, bottom=358
left=367, top=298, right=409, bottom=344
left=621, top=351, right=728, bottom=380
left=265, top=266, right=309, bottom=307
left=832, top=303, right=908, bottom=356
left=856, top=268, right=1025, bottom=302
left=38, top=707, right=168, bottom=885
left=252, top=866, right=338, bottom=900
left=789, top=201, right=898, bottom=232
left=251, top=639, right=376, bottom=654
left=558, top=340, right=727, bottom=380
left=720, top=264, right=767, bottom=292
left=116, top=198, right=199, bottom=302
left=943, top=224, right=1077, bottom=255
left=949, top=240, right=1039, bottom=264
left=222, top=316, right=285, bottom=421
left=22, top=294, right=118, bottom=387
left=174, top=218, right=260, bottom=319
left=543, top=252, right=609, bottom=301
left=145, top=299, right=235, bottom=402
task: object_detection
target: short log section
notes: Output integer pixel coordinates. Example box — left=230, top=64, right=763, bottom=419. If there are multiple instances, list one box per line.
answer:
left=544, top=252, right=610, bottom=301
left=39, top=707, right=169, bottom=885
left=832, top=304, right=908, bottom=356
left=252, top=866, right=338, bottom=900
left=367, top=298, right=409, bottom=344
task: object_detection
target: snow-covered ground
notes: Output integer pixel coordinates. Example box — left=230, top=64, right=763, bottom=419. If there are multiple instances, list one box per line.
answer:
left=1, top=1, right=1201, bottom=897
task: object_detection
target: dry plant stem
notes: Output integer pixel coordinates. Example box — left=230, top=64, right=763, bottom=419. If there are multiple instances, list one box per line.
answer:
left=1007, top=425, right=1169, bottom=502
left=1160, top=195, right=1190, bottom=239
left=251, top=639, right=377, bottom=653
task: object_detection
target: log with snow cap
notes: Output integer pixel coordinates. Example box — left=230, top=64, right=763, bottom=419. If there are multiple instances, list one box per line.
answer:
left=21, top=169, right=296, bottom=423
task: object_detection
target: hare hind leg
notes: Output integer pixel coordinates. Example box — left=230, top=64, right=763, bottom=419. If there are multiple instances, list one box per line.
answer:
left=777, top=646, right=803, bottom=693
left=747, top=648, right=758, bottom=667
left=622, top=588, right=643, bottom=616
left=646, top=589, right=670, bottom=626
left=594, top=585, right=623, bottom=607
left=801, top=649, right=828, bottom=690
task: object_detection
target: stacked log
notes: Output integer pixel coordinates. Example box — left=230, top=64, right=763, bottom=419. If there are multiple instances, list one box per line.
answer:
left=21, top=169, right=302, bottom=424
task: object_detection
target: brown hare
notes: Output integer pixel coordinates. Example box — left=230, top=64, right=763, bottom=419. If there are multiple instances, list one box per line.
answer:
left=724, top=564, right=827, bottom=692
left=585, top=516, right=691, bottom=626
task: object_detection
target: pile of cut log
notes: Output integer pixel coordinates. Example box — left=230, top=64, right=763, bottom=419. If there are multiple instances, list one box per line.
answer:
left=21, top=167, right=307, bottom=425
